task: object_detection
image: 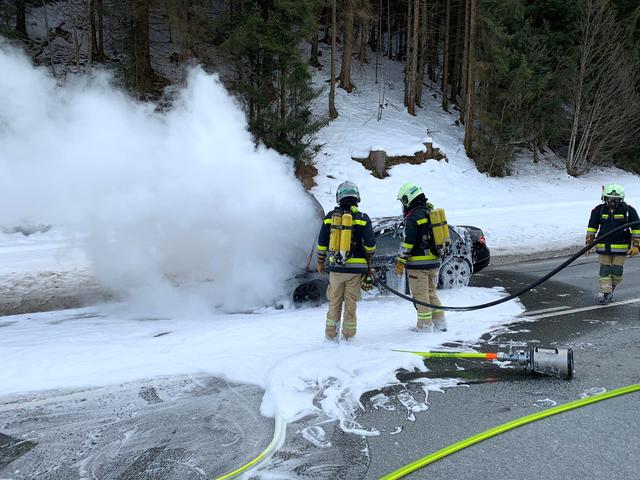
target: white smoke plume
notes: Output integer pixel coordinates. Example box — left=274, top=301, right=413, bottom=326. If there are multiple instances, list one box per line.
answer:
left=0, top=44, right=319, bottom=313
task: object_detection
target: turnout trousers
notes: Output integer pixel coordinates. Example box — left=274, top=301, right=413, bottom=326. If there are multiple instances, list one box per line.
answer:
left=326, top=272, right=362, bottom=339
left=408, top=269, right=446, bottom=331
left=598, top=254, right=626, bottom=294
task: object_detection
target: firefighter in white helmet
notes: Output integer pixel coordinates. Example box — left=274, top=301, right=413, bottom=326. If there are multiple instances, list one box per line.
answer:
left=395, top=182, right=446, bottom=332
left=585, top=183, right=640, bottom=305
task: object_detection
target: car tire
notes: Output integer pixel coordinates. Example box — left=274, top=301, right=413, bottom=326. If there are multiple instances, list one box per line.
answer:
left=438, top=256, right=473, bottom=289
left=293, top=279, right=327, bottom=306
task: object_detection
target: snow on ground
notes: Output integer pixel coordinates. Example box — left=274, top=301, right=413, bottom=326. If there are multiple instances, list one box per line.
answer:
left=0, top=229, right=87, bottom=275
left=0, top=287, right=522, bottom=430
left=310, top=47, right=640, bottom=256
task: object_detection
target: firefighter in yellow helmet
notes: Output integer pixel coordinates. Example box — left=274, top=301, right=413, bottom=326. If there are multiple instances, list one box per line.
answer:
left=316, top=181, right=376, bottom=340
left=585, top=183, right=640, bottom=305
left=395, top=182, right=446, bottom=331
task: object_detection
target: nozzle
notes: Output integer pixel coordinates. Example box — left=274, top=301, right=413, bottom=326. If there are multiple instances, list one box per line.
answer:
left=497, top=347, right=574, bottom=379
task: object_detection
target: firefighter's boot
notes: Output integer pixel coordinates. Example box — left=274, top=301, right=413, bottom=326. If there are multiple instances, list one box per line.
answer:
left=325, top=319, right=338, bottom=340
left=342, top=321, right=357, bottom=340
left=598, top=292, right=613, bottom=305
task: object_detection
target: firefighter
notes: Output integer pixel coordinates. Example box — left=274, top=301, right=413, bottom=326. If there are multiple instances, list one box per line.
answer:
left=316, top=181, right=376, bottom=340
left=585, top=183, right=640, bottom=305
left=394, top=182, right=446, bottom=332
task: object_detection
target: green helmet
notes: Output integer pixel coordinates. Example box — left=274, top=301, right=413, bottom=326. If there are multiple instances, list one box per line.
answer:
left=602, top=183, right=625, bottom=200
left=336, top=181, right=360, bottom=204
left=397, top=182, right=423, bottom=206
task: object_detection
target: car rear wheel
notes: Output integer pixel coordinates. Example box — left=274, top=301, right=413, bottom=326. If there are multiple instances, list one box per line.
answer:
left=293, top=279, right=326, bottom=306
left=438, top=256, right=472, bottom=289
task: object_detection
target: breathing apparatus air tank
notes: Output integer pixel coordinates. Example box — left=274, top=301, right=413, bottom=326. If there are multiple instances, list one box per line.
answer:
left=329, top=213, right=342, bottom=255
left=429, top=208, right=450, bottom=248
left=339, top=213, right=353, bottom=263
left=328, top=212, right=353, bottom=266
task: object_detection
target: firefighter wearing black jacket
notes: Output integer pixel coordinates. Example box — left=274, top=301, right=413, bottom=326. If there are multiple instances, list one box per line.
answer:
left=317, top=181, right=376, bottom=340
left=586, top=183, right=640, bottom=305
left=394, top=182, right=446, bottom=332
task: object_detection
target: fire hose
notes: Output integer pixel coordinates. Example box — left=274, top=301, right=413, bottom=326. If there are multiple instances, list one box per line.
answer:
left=373, top=220, right=640, bottom=311
left=380, top=383, right=640, bottom=479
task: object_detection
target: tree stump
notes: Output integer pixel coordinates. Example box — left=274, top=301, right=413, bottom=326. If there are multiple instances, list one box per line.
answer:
left=369, top=150, right=387, bottom=178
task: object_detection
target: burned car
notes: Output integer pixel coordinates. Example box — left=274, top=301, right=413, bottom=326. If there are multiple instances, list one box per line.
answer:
left=292, top=216, right=490, bottom=305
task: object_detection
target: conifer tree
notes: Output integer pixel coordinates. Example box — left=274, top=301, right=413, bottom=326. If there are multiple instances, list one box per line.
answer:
left=220, top=0, right=324, bottom=161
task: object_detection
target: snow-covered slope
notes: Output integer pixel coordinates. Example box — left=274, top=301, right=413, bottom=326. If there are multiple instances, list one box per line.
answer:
left=310, top=49, right=640, bottom=257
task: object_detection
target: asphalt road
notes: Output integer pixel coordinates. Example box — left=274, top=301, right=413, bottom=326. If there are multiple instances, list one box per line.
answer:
left=361, top=254, right=640, bottom=480
left=1, top=255, right=639, bottom=479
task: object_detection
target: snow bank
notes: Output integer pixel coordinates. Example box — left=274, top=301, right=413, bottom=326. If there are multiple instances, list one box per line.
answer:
left=0, top=44, right=316, bottom=312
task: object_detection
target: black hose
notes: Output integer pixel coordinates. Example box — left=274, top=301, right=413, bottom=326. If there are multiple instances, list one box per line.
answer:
left=373, top=220, right=640, bottom=312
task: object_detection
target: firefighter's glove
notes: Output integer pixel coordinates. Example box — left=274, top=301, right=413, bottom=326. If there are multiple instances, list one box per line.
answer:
left=628, top=244, right=640, bottom=257
left=394, top=260, right=405, bottom=277
left=361, top=273, right=374, bottom=291
left=585, top=235, right=595, bottom=257
left=316, top=254, right=326, bottom=273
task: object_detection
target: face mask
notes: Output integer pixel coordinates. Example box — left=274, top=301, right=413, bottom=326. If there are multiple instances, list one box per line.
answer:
left=606, top=198, right=621, bottom=210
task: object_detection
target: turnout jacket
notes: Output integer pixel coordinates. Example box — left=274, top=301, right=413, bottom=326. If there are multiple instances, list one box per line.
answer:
left=317, top=206, right=376, bottom=274
left=587, top=202, right=640, bottom=255
left=397, top=204, right=440, bottom=270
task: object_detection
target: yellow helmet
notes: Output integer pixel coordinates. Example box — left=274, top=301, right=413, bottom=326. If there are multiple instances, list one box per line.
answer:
left=397, top=182, right=423, bottom=206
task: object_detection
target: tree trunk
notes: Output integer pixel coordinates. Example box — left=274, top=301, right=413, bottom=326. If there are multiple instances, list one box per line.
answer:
left=415, top=0, right=428, bottom=107
left=358, top=20, right=369, bottom=64
left=427, top=0, right=442, bottom=82
left=16, top=0, right=27, bottom=37
left=463, top=0, right=476, bottom=157
left=322, top=7, right=331, bottom=44
left=399, top=8, right=407, bottom=59
left=460, top=0, right=470, bottom=123
left=338, top=0, right=355, bottom=92
left=88, top=0, right=99, bottom=63
left=310, top=30, right=321, bottom=67
left=42, top=0, right=55, bottom=76
left=329, top=0, right=339, bottom=118
left=97, top=0, right=105, bottom=60
left=387, top=0, right=393, bottom=58
left=132, top=0, right=156, bottom=93
left=279, top=64, right=286, bottom=125
left=450, top=0, right=464, bottom=102
left=441, top=0, right=451, bottom=111
left=408, top=0, right=419, bottom=115
left=404, top=0, right=412, bottom=107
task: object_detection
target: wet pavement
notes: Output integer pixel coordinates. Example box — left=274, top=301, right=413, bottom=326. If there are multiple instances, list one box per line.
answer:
left=1, top=256, right=639, bottom=479
left=361, top=255, right=640, bottom=479
left=0, top=377, right=272, bottom=479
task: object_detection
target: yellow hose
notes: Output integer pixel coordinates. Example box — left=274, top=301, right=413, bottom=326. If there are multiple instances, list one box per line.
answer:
left=214, top=414, right=286, bottom=480
left=392, top=349, right=496, bottom=359
left=380, top=383, right=640, bottom=480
